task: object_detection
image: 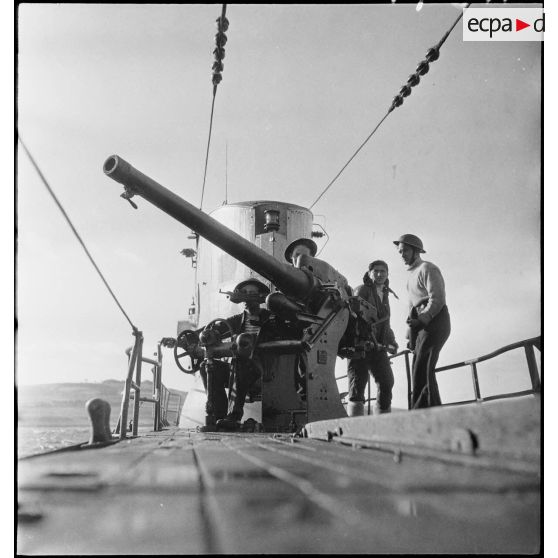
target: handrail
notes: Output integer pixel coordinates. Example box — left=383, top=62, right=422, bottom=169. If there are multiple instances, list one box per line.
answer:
left=434, top=336, right=541, bottom=371
left=115, top=331, right=143, bottom=439
left=431, top=335, right=541, bottom=405
left=116, top=338, right=175, bottom=438
left=336, top=336, right=541, bottom=413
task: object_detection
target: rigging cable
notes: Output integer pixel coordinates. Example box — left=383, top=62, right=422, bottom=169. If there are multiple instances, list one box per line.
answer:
left=19, top=136, right=139, bottom=333
left=308, top=4, right=470, bottom=210
left=199, top=3, right=228, bottom=211
left=224, top=141, right=228, bottom=204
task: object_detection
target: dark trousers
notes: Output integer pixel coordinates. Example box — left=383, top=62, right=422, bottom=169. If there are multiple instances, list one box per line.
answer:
left=227, top=356, right=262, bottom=420
left=347, top=350, right=394, bottom=411
left=200, top=360, right=230, bottom=420
left=411, top=305, right=451, bottom=409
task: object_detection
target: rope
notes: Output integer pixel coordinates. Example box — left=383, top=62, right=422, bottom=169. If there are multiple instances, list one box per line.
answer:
left=198, top=92, right=217, bottom=211
left=199, top=3, right=228, bottom=211
left=224, top=141, right=228, bottom=204
left=308, top=4, right=470, bottom=211
left=19, top=136, right=139, bottom=333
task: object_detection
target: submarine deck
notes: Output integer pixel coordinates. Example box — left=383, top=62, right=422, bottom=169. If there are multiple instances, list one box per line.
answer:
left=18, top=397, right=540, bottom=555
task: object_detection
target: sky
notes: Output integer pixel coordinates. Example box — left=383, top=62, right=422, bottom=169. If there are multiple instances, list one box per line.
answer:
left=16, top=3, right=542, bottom=409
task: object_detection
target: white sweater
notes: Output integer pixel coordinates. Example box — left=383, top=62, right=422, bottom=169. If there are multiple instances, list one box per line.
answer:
left=406, top=256, right=446, bottom=325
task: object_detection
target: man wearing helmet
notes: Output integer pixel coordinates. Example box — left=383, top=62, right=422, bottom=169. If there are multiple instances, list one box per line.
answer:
left=394, top=234, right=451, bottom=408
left=216, top=279, right=273, bottom=430
left=283, top=237, right=319, bottom=399
left=162, top=278, right=277, bottom=431
left=284, top=237, right=318, bottom=267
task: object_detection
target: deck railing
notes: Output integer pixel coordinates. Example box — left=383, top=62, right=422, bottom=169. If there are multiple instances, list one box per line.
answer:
left=118, top=334, right=541, bottom=431
left=115, top=332, right=175, bottom=439
left=336, top=336, right=541, bottom=413
left=429, top=335, right=541, bottom=406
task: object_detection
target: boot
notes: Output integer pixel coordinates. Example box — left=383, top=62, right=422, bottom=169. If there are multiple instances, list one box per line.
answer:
left=200, top=413, right=218, bottom=433
left=216, top=414, right=241, bottom=431
left=347, top=401, right=365, bottom=417
left=199, top=424, right=218, bottom=433
left=374, top=405, right=391, bottom=415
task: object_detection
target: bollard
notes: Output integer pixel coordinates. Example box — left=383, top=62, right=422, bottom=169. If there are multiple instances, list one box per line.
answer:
left=85, top=398, right=112, bottom=444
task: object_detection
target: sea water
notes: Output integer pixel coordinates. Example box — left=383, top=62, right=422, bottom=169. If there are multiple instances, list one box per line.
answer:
left=18, top=425, right=91, bottom=458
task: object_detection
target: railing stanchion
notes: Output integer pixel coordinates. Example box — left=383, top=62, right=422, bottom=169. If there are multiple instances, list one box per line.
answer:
left=404, top=351, right=412, bottom=410
left=470, top=362, right=482, bottom=401
left=524, top=344, right=541, bottom=392
left=151, top=365, right=158, bottom=431
left=118, top=332, right=142, bottom=439
left=153, top=365, right=162, bottom=431
left=132, top=335, right=144, bottom=437
left=158, top=366, right=163, bottom=430
left=156, top=342, right=163, bottom=429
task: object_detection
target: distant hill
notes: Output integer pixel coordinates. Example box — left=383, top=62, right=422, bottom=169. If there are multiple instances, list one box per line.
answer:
left=17, top=380, right=187, bottom=428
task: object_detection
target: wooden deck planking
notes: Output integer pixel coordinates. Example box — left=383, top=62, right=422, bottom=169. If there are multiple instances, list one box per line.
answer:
left=193, top=434, right=539, bottom=554
left=18, top=418, right=540, bottom=555
left=18, top=431, right=206, bottom=554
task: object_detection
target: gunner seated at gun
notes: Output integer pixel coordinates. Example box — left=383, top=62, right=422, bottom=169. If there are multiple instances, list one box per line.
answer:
left=217, top=279, right=279, bottom=431
left=217, top=278, right=303, bottom=430
left=162, top=279, right=292, bottom=431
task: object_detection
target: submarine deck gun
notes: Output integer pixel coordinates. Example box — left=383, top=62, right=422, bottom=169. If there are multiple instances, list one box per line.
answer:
left=104, top=155, right=381, bottom=428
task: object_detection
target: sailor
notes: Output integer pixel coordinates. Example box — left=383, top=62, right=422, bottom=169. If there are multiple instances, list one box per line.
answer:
left=394, top=234, right=451, bottom=408
left=161, top=336, right=231, bottom=425
left=284, top=237, right=318, bottom=267
left=283, top=238, right=318, bottom=398
left=216, top=279, right=274, bottom=430
left=161, top=279, right=274, bottom=430
left=347, top=260, right=399, bottom=416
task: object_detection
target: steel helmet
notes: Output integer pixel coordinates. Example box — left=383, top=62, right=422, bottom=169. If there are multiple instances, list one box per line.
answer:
left=234, top=279, right=271, bottom=295
left=284, top=238, right=318, bottom=263
left=393, top=234, right=426, bottom=253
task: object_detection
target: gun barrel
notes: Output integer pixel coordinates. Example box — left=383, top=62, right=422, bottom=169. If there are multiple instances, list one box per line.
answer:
left=103, top=155, right=314, bottom=299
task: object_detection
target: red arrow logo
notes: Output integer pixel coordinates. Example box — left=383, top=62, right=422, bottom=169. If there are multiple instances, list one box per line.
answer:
left=516, top=19, right=530, bottom=31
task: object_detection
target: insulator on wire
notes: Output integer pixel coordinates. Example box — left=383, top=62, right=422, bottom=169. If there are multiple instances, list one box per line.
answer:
left=216, top=16, right=229, bottom=32
left=215, top=31, right=228, bottom=47
left=391, top=95, right=404, bottom=110
left=399, top=85, right=412, bottom=98
left=425, top=47, right=440, bottom=62
left=211, top=12, right=228, bottom=87
left=390, top=45, right=439, bottom=111
left=416, top=60, right=430, bottom=76
left=407, top=73, right=420, bottom=87
left=213, top=46, right=225, bottom=60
